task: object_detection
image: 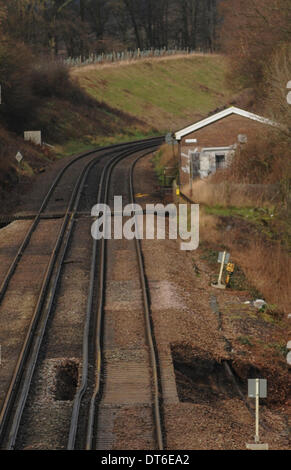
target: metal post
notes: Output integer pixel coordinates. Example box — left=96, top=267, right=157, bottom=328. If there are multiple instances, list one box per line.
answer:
left=255, top=378, right=260, bottom=443
left=246, top=378, right=268, bottom=450
left=218, top=251, right=226, bottom=285
left=178, top=141, right=181, bottom=186
left=189, top=157, right=193, bottom=197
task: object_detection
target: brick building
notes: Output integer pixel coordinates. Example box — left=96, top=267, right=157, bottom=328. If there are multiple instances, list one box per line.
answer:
left=174, top=107, right=276, bottom=186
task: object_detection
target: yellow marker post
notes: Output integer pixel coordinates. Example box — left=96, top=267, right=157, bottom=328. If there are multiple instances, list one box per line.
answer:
left=225, top=262, right=235, bottom=287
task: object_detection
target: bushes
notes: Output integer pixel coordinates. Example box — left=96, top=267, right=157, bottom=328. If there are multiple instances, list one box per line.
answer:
left=0, top=39, right=89, bottom=132
left=194, top=126, right=289, bottom=212
left=0, top=40, right=37, bottom=130
left=263, top=44, right=291, bottom=134
left=227, top=133, right=288, bottom=183
left=31, top=62, right=72, bottom=99
left=152, top=144, right=179, bottom=186
left=219, top=0, right=291, bottom=93
left=30, top=61, right=86, bottom=104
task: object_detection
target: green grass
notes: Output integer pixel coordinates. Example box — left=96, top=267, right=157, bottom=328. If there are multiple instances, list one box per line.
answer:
left=93, top=128, right=162, bottom=147
left=238, top=336, right=254, bottom=347
left=54, top=140, right=98, bottom=159
left=75, top=55, right=232, bottom=131
left=55, top=129, right=162, bottom=159
left=203, top=205, right=276, bottom=221
left=34, top=55, right=232, bottom=161
left=263, top=342, right=289, bottom=357
left=151, top=150, right=173, bottom=186
left=15, top=55, right=231, bottom=166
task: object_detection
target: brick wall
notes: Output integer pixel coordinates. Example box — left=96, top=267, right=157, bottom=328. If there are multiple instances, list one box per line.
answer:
left=179, top=114, right=273, bottom=186
left=180, top=114, right=271, bottom=148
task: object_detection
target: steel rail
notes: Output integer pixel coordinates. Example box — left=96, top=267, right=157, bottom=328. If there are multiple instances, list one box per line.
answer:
left=129, top=152, right=164, bottom=450
left=0, top=137, right=162, bottom=449
left=2, top=153, right=105, bottom=449
left=0, top=137, right=162, bottom=306
left=67, top=140, right=163, bottom=450
left=85, top=142, right=162, bottom=450
left=0, top=153, right=102, bottom=448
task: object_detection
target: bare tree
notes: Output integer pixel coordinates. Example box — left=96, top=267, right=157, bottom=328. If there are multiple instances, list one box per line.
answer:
left=219, top=0, right=291, bottom=88
left=122, top=0, right=142, bottom=49
left=3, top=0, right=220, bottom=57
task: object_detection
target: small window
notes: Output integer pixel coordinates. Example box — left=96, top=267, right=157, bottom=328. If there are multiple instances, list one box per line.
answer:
left=215, top=154, right=226, bottom=169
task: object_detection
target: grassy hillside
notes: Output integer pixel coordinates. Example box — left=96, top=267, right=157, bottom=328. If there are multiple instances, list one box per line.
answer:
left=72, top=54, right=232, bottom=133
left=32, top=96, right=152, bottom=157
left=0, top=53, right=233, bottom=204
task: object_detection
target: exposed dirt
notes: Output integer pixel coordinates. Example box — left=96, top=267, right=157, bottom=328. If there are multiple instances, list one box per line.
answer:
left=172, top=346, right=240, bottom=404
left=0, top=124, right=58, bottom=216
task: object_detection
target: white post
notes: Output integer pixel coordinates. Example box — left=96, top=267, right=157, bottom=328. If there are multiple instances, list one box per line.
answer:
left=218, top=251, right=226, bottom=285
left=255, top=378, right=260, bottom=443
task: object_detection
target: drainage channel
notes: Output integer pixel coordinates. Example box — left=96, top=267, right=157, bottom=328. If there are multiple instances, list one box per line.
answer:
left=171, top=347, right=242, bottom=405
left=170, top=344, right=277, bottom=433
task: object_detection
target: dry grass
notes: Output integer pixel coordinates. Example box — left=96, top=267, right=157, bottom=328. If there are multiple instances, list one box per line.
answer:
left=0, top=125, right=54, bottom=195
left=198, top=209, right=291, bottom=314
left=233, top=240, right=291, bottom=314
left=153, top=143, right=179, bottom=186
left=71, top=52, right=220, bottom=75
left=182, top=179, right=278, bottom=207
left=159, top=143, right=179, bottom=169
left=181, top=104, right=291, bottom=314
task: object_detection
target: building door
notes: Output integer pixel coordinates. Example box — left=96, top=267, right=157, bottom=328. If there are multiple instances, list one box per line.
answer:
left=215, top=154, right=226, bottom=170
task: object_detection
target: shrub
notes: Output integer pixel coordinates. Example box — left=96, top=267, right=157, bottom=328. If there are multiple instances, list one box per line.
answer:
left=0, top=37, right=97, bottom=137
left=0, top=39, right=37, bottom=130
left=31, top=62, right=78, bottom=100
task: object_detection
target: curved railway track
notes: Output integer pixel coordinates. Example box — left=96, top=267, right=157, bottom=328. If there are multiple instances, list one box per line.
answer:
left=130, top=154, right=164, bottom=450
left=67, top=145, right=165, bottom=450
left=67, top=148, right=165, bottom=450
left=0, top=137, right=164, bottom=449
left=68, top=141, right=165, bottom=450
left=0, top=138, right=160, bottom=305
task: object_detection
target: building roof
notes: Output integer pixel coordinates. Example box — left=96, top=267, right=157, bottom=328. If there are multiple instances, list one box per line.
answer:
left=174, top=106, right=276, bottom=141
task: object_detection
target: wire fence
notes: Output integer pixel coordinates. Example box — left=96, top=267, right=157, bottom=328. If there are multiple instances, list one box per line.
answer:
left=62, top=47, right=212, bottom=68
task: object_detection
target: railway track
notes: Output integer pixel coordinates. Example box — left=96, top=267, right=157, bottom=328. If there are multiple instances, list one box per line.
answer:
left=68, top=147, right=165, bottom=450
left=0, top=137, right=164, bottom=449
left=130, top=153, right=164, bottom=450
